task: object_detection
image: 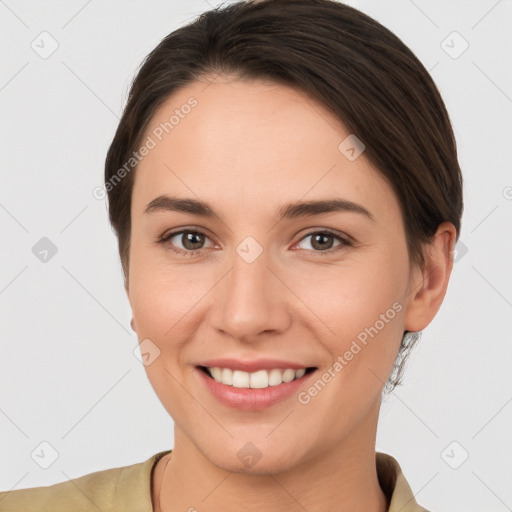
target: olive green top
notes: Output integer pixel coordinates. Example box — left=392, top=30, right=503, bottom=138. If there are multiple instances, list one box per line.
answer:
left=0, top=450, right=431, bottom=511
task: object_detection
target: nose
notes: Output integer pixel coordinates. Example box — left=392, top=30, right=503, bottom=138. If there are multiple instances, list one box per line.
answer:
left=209, top=248, right=291, bottom=343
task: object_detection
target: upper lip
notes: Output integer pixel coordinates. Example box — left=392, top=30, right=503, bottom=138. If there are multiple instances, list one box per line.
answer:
left=196, top=358, right=316, bottom=373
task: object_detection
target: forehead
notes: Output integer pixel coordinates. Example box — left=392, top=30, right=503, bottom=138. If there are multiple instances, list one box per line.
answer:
left=143, top=75, right=351, bottom=162
left=132, top=76, right=396, bottom=218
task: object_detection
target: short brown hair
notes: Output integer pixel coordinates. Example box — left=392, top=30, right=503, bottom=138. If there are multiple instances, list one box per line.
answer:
left=104, top=0, right=463, bottom=393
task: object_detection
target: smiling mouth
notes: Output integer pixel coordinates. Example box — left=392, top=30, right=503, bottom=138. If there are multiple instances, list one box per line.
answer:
left=197, top=365, right=317, bottom=389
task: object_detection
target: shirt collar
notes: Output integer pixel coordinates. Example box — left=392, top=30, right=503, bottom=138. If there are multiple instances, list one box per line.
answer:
left=376, top=451, right=431, bottom=511
left=136, top=450, right=429, bottom=512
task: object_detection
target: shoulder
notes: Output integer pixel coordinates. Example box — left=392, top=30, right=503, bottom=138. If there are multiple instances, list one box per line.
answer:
left=0, top=465, right=126, bottom=512
left=376, top=451, right=432, bottom=512
left=0, top=450, right=171, bottom=512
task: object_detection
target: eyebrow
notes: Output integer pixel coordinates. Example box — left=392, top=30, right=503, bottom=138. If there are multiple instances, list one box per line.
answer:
left=144, top=195, right=375, bottom=222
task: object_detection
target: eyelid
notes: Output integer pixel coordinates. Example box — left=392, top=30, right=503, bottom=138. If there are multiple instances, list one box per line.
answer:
left=294, top=227, right=354, bottom=246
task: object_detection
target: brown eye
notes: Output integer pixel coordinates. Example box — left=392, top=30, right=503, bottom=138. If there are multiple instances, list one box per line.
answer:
left=178, top=231, right=206, bottom=250
left=158, top=229, right=214, bottom=256
left=310, top=233, right=336, bottom=251
left=296, top=230, right=352, bottom=254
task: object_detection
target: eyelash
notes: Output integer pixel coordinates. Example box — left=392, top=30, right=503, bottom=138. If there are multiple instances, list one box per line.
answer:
left=156, top=228, right=354, bottom=257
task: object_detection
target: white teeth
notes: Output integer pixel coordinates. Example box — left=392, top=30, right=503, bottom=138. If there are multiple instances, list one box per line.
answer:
left=210, top=367, right=223, bottom=381
left=249, top=369, right=268, bottom=389
left=295, top=368, right=306, bottom=378
left=268, top=368, right=283, bottom=386
left=282, top=369, right=296, bottom=383
left=232, top=370, right=250, bottom=388
left=206, top=367, right=310, bottom=388
left=221, top=368, right=233, bottom=385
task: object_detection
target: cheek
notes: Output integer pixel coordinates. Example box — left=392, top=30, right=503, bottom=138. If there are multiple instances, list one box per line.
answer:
left=291, top=252, right=406, bottom=394
left=129, top=237, right=204, bottom=333
left=290, top=267, right=405, bottom=441
left=128, top=252, right=220, bottom=402
left=128, top=260, right=200, bottom=419
left=292, top=253, right=406, bottom=339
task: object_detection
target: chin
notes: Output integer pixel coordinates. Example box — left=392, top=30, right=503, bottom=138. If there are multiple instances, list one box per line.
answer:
left=215, top=453, right=297, bottom=476
left=200, top=437, right=307, bottom=476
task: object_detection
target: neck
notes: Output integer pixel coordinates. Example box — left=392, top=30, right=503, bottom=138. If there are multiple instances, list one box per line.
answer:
left=155, top=400, right=388, bottom=512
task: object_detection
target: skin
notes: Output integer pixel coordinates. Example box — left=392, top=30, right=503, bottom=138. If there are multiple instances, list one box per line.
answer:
left=125, top=75, right=456, bottom=512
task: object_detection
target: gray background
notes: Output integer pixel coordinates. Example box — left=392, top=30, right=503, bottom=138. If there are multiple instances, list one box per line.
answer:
left=1, top=0, right=511, bottom=510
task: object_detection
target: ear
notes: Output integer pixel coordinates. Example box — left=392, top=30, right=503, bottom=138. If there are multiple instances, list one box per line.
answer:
left=403, top=221, right=457, bottom=332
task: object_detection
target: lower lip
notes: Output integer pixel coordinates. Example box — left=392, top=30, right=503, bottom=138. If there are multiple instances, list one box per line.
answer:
left=196, top=367, right=317, bottom=411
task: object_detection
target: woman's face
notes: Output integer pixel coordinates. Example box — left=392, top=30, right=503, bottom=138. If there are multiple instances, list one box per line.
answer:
left=126, top=75, right=426, bottom=472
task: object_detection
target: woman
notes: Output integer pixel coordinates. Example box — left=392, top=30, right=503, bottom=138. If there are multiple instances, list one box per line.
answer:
left=0, top=0, right=462, bottom=510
